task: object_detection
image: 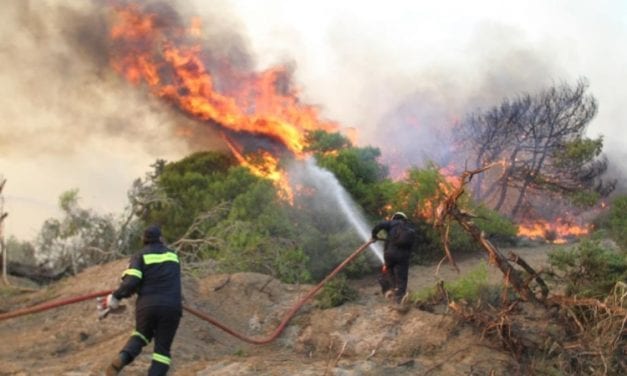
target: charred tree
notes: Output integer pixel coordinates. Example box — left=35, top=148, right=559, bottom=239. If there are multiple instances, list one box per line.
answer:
left=456, top=95, right=531, bottom=202
left=455, top=79, right=615, bottom=219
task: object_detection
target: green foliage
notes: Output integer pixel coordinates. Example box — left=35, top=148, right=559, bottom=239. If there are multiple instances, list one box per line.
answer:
left=304, top=130, right=352, bottom=153
left=548, top=239, right=627, bottom=298
left=314, top=145, right=390, bottom=214
left=606, top=195, right=627, bottom=250
left=553, top=136, right=603, bottom=168
left=472, top=205, right=518, bottom=244
left=395, top=165, right=444, bottom=219
left=315, top=274, right=358, bottom=309
left=410, top=262, right=490, bottom=303
left=445, top=262, right=489, bottom=301
left=5, top=236, right=36, bottom=265
left=138, top=152, right=315, bottom=283
left=144, top=152, right=243, bottom=241
left=392, top=165, right=498, bottom=260
left=438, top=224, right=481, bottom=254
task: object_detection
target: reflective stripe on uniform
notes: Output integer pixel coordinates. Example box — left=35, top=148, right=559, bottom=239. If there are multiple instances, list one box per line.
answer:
left=122, top=268, right=143, bottom=279
left=143, top=252, right=179, bottom=265
left=132, top=330, right=149, bottom=345
left=152, top=352, right=171, bottom=365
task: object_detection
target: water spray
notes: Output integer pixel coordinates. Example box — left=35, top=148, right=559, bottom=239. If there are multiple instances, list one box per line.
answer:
left=290, top=158, right=384, bottom=264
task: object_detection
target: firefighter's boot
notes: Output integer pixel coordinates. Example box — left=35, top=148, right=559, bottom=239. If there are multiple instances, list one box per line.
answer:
left=384, top=290, right=395, bottom=301
left=105, top=352, right=132, bottom=376
left=390, top=292, right=410, bottom=314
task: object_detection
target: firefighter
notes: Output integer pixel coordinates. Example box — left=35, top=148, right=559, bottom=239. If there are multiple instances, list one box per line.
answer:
left=103, top=225, right=182, bottom=376
left=371, top=212, right=416, bottom=311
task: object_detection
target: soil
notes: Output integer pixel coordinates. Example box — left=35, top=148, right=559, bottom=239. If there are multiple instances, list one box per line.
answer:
left=0, top=243, right=563, bottom=375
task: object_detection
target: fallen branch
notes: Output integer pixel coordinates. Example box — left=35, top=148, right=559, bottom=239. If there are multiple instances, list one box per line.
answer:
left=434, top=164, right=537, bottom=303
left=508, top=251, right=549, bottom=300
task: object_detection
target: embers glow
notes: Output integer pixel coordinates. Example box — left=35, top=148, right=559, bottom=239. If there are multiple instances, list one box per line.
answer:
left=517, top=219, right=591, bottom=244
left=224, top=138, right=294, bottom=204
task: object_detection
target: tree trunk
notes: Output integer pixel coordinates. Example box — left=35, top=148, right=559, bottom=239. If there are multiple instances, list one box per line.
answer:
left=494, top=147, right=521, bottom=211
left=511, top=126, right=553, bottom=217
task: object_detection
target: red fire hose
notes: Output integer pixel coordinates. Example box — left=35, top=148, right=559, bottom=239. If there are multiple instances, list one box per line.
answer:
left=0, top=240, right=374, bottom=345
left=0, top=290, right=113, bottom=321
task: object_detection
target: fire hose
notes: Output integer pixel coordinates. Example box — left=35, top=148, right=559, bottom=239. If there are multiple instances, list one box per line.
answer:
left=0, top=239, right=375, bottom=345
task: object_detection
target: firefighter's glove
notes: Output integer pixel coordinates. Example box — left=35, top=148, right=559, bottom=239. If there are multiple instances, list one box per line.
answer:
left=106, top=294, right=120, bottom=310
left=96, top=297, right=109, bottom=320
left=96, top=294, right=123, bottom=320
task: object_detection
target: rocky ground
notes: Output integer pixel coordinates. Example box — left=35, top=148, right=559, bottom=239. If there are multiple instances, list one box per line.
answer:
left=0, top=244, right=560, bottom=375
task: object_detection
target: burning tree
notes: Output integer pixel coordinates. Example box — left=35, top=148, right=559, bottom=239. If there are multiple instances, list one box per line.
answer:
left=455, top=79, right=616, bottom=219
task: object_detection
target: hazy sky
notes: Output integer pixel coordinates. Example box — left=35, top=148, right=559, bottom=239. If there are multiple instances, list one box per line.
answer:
left=1, top=0, right=626, bottom=239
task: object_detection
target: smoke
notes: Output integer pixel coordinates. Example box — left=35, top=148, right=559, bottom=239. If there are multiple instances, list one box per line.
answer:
left=0, top=0, right=200, bottom=238
left=327, top=22, right=566, bottom=173
left=0, top=1, right=242, bottom=157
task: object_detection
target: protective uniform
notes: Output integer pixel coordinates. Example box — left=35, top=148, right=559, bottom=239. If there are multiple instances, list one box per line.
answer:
left=106, top=225, right=182, bottom=376
left=371, top=213, right=415, bottom=304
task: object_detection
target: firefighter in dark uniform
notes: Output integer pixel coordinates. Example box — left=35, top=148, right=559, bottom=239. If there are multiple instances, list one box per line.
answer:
left=104, top=225, right=182, bottom=376
left=371, top=212, right=416, bottom=310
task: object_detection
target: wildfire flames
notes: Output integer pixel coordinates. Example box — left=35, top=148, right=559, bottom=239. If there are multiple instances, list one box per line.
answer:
left=107, top=3, right=339, bottom=201
left=105, top=3, right=597, bottom=245
left=517, top=219, right=591, bottom=244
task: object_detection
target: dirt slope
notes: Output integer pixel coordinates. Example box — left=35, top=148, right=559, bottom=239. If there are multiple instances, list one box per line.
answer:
left=0, top=245, right=557, bottom=375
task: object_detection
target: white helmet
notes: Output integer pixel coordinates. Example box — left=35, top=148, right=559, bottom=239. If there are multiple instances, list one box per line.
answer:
left=392, top=212, right=407, bottom=220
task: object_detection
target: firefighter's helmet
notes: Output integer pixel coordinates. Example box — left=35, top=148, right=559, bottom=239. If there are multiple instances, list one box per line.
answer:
left=392, top=212, right=408, bottom=220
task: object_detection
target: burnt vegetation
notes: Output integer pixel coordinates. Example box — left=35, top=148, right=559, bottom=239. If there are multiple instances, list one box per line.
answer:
left=455, top=79, right=616, bottom=218
left=419, top=165, right=626, bottom=375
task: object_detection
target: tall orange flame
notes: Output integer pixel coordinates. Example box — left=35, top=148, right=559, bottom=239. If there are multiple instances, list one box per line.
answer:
left=108, top=3, right=342, bottom=203
left=109, top=4, right=338, bottom=155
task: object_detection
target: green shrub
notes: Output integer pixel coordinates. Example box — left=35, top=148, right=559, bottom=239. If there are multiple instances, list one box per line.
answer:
left=472, top=205, right=518, bottom=245
left=548, top=239, right=627, bottom=298
left=606, top=195, right=627, bottom=250
left=445, top=262, right=489, bottom=301
left=315, top=274, right=358, bottom=309
left=410, top=262, right=490, bottom=303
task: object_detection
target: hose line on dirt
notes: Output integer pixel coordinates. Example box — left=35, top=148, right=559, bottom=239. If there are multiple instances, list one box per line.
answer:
left=183, top=239, right=375, bottom=344
left=0, top=240, right=375, bottom=346
left=0, top=289, right=113, bottom=321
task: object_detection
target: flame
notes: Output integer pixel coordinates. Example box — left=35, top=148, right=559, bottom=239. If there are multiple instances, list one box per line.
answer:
left=108, top=3, right=341, bottom=201
left=109, top=5, right=338, bottom=153
left=517, top=218, right=591, bottom=244
left=400, top=168, right=459, bottom=222
left=224, top=138, right=294, bottom=204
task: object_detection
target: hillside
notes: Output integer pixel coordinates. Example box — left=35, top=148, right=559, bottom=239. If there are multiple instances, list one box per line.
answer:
left=0, top=246, right=554, bottom=375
